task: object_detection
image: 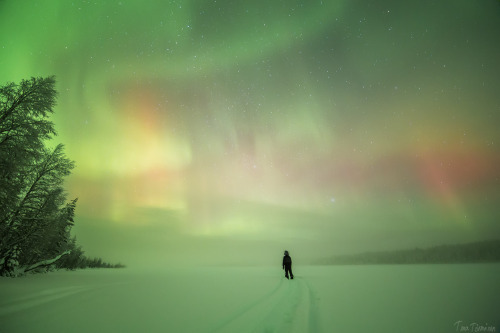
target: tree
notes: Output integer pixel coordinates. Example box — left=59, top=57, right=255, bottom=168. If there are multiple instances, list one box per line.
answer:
left=0, top=77, right=76, bottom=276
left=3, top=145, right=75, bottom=263
left=0, top=77, right=57, bottom=227
left=0, top=76, right=123, bottom=276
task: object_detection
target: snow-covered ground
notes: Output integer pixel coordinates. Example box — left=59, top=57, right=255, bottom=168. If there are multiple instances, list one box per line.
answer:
left=1, top=264, right=498, bottom=332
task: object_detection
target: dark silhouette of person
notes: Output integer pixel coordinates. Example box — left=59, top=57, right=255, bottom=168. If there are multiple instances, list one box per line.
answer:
left=282, top=250, right=293, bottom=279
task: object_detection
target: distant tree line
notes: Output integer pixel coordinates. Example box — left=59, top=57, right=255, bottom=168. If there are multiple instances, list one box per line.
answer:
left=318, top=239, right=500, bottom=265
left=0, top=76, right=124, bottom=276
left=55, top=237, right=125, bottom=270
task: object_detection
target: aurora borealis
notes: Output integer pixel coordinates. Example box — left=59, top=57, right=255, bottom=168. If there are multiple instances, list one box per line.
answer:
left=1, top=0, right=499, bottom=266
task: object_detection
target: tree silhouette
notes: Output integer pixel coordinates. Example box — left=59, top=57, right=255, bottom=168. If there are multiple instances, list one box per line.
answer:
left=0, top=77, right=76, bottom=275
left=0, top=77, right=57, bottom=231
left=0, top=76, right=123, bottom=276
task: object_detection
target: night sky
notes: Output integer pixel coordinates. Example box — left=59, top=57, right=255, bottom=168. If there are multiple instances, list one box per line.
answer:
left=1, top=0, right=499, bottom=266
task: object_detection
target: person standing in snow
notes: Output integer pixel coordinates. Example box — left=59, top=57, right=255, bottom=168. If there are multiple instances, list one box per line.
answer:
left=282, top=250, right=293, bottom=279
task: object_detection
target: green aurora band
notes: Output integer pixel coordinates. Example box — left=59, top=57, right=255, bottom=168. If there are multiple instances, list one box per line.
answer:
left=1, top=0, right=499, bottom=265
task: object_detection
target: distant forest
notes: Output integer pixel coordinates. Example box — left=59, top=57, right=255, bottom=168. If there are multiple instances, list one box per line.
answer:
left=318, top=239, right=500, bottom=265
left=0, top=76, right=124, bottom=277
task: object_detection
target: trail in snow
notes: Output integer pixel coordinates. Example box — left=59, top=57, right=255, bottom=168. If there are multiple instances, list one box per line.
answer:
left=0, top=285, right=90, bottom=316
left=211, top=276, right=319, bottom=333
left=1, top=265, right=498, bottom=332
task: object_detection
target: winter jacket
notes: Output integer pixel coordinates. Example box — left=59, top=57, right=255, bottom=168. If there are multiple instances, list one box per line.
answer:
left=282, top=255, right=292, bottom=268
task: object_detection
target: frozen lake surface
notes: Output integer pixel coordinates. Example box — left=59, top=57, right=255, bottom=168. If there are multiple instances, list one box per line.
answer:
left=1, top=264, right=498, bottom=332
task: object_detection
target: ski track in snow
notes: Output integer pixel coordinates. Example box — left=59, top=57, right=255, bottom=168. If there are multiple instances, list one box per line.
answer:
left=211, top=276, right=319, bottom=333
left=0, top=278, right=127, bottom=317
left=0, top=285, right=90, bottom=316
left=1, top=265, right=499, bottom=332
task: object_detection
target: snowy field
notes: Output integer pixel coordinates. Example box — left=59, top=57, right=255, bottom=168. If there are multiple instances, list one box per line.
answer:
left=1, top=264, right=499, bottom=333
